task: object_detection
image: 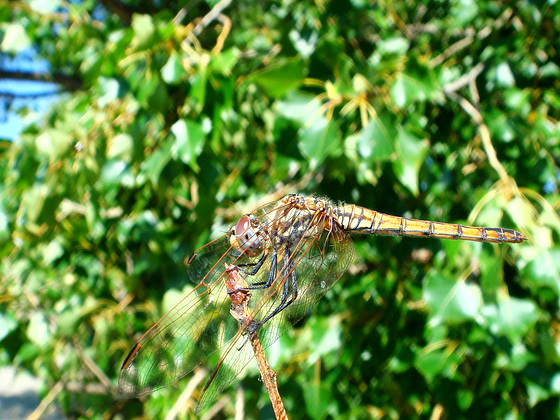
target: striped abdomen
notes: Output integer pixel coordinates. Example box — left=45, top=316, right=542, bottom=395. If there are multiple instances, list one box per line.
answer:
left=334, top=204, right=527, bottom=244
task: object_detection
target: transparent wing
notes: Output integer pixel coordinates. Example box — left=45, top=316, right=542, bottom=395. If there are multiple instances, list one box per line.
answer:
left=118, top=234, right=241, bottom=397
left=117, top=200, right=295, bottom=399
left=118, top=197, right=355, bottom=411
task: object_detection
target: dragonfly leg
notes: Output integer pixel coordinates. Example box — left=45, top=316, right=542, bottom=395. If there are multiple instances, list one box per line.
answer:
left=247, top=249, right=278, bottom=289
left=237, top=250, right=268, bottom=276
left=250, top=245, right=298, bottom=330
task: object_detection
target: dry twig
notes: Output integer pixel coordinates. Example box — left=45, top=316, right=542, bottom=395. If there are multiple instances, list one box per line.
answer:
left=223, top=264, right=288, bottom=420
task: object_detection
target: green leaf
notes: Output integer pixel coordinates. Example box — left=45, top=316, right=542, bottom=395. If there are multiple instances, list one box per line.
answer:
left=210, top=48, right=240, bottom=74
left=423, top=272, right=483, bottom=324
left=29, top=0, right=62, bottom=14
left=358, top=113, right=397, bottom=161
left=162, top=284, right=194, bottom=315
left=392, top=128, right=429, bottom=196
left=1, top=23, right=31, bottom=54
left=131, top=14, right=155, bottom=48
left=22, top=184, right=48, bottom=224
left=0, top=313, right=17, bottom=342
left=190, top=67, right=208, bottom=109
left=298, top=116, right=339, bottom=168
left=376, top=36, right=410, bottom=55
left=522, top=248, right=560, bottom=294
left=415, top=345, right=464, bottom=383
left=495, top=62, right=515, bottom=87
left=161, top=52, right=184, bottom=85
left=136, top=73, right=160, bottom=106
left=100, top=159, right=128, bottom=185
left=276, top=91, right=321, bottom=125
left=41, top=240, right=64, bottom=265
left=451, top=0, right=479, bottom=25
left=482, top=296, right=539, bottom=344
left=390, top=61, right=442, bottom=107
left=27, top=312, right=50, bottom=348
left=303, top=379, right=332, bottom=420
left=170, top=119, right=205, bottom=170
left=142, top=142, right=172, bottom=184
left=29, top=0, right=62, bottom=13
left=307, top=317, right=342, bottom=365
left=97, top=77, right=122, bottom=107
left=249, top=57, right=307, bottom=97
left=108, top=133, right=134, bottom=161
left=35, top=129, right=72, bottom=161
left=0, top=198, right=8, bottom=239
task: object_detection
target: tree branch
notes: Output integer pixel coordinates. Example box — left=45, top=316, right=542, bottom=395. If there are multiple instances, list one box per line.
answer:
left=98, top=0, right=134, bottom=25
left=224, top=264, right=288, bottom=420
left=0, top=70, right=82, bottom=91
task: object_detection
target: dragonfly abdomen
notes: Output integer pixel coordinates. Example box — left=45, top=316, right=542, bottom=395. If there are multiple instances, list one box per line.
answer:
left=335, top=204, right=526, bottom=244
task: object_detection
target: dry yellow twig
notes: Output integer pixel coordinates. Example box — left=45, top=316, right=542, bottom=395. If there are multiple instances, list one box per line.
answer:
left=224, top=264, right=288, bottom=420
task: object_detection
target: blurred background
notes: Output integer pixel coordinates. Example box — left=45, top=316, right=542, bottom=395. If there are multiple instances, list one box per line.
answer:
left=1, top=0, right=559, bottom=419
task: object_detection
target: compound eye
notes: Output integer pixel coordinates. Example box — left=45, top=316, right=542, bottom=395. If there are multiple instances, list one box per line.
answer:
left=232, top=215, right=263, bottom=256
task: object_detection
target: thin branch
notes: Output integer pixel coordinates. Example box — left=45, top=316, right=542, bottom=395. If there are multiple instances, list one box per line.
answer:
left=442, top=63, right=485, bottom=94
left=165, top=369, right=208, bottom=420
left=192, top=0, right=232, bottom=37
left=26, top=381, right=63, bottom=420
left=445, top=90, right=514, bottom=198
left=429, top=8, right=513, bottom=68
left=0, top=91, right=60, bottom=100
left=173, top=0, right=204, bottom=25
left=0, top=70, right=82, bottom=91
left=73, top=339, right=114, bottom=394
left=235, top=386, right=245, bottom=420
left=98, top=0, right=134, bottom=25
left=224, top=264, right=288, bottom=420
left=199, top=395, right=230, bottom=420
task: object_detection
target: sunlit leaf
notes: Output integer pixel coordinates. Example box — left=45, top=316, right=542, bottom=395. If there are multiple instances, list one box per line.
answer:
left=161, top=52, right=184, bottom=85
left=392, top=128, right=429, bottom=196
left=0, top=23, right=31, bottom=54
left=170, top=119, right=205, bottom=170
left=27, top=313, right=50, bottom=348
left=522, top=248, right=560, bottom=294
left=495, top=62, right=516, bottom=87
left=249, top=58, right=307, bottom=97
left=276, top=91, right=321, bottom=125
left=358, top=114, right=396, bottom=161
left=0, top=313, right=17, bottom=342
left=97, top=77, right=122, bottom=107
left=29, top=0, right=62, bottom=13
left=101, top=159, right=128, bottom=185
left=298, top=116, right=339, bottom=168
left=482, top=296, right=539, bottom=344
left=424, top=272, right=483, bottom=324
left=108, top=133, right=134, bottom=161
left=131, top=14, right=155, bottom=48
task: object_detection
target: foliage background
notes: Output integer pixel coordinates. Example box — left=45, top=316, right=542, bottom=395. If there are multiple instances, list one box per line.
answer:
left=1, top=0, right=560, bottom=418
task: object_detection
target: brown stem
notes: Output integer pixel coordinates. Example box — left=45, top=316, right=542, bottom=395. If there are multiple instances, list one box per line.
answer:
left=248, top=329, right=288, bottom=420
left=224, top=264, right=288, bottom=420
left=0, top=70, right=82, bottom=91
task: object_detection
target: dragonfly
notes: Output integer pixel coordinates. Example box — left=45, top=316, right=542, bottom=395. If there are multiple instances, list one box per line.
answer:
left=118, top=194, right=526, bottom=410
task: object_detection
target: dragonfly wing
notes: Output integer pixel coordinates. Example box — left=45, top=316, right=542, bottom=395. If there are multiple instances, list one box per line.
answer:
left=260, top=221, right=355, bottom=350
left=118, top=235, right=243, bottom=397
left=196, top=331, right=256, bottom=412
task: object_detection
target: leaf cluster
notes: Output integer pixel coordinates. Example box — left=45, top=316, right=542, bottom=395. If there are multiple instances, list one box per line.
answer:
left=1, top=0, right=559, bottom=418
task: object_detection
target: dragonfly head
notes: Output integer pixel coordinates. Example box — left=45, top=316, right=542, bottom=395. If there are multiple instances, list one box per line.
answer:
left=230, top=215, right=264, bottom=257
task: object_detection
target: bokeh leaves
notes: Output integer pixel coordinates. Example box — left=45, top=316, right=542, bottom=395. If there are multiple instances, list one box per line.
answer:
left=1, top=0, right=559, bottom=419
